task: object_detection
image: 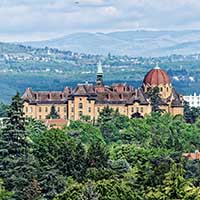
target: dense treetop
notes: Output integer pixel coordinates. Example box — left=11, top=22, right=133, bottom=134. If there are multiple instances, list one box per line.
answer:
left=0, top=94, right=200, bottom=199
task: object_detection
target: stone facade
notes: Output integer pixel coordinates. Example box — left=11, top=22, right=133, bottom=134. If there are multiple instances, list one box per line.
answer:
left=22, top=64, right=184, bottom=121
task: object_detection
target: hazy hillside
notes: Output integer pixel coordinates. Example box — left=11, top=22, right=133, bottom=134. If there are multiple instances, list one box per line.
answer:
left=23, top=30, right=200, bottom=56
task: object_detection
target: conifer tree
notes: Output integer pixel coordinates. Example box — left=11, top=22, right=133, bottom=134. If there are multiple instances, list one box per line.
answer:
left=147, top=86, right=162, bottom=112
left=0, top=92, right=35, bottom=200
left=46, top=105, right=60, bottom=119
left=87, top=142, right=109, bottom=168
left=0, top=179, right=13, bottom=200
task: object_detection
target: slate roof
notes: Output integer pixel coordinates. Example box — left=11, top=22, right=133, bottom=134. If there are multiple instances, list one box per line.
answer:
left=22, top=83, right=183, bottom=107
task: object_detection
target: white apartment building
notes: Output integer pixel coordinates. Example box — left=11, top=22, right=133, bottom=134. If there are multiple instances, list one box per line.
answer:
left=183, top=93, right=200, bottom=107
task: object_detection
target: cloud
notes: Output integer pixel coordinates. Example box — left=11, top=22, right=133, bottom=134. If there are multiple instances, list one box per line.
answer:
left=1, top=0, right=200, bottom=41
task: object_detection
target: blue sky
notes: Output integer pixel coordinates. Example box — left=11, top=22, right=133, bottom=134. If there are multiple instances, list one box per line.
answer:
left=1, top=0, right=200, bottom=41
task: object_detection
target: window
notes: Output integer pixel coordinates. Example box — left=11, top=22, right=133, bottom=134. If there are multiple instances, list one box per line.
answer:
left=39, top=115, right=42, bottom=119
left=80, top=98, right=82, bottom=101
left=57, top=107, right=60, bottom=112
left=97, top=107, right=100, bottom=112
left=136, top=107, right=139, bottom=112
left=88, top=100, right=91, bottom=104
left=88, top=107, right=91, bottom=113
left=160, top=87, right=163, bottom=92
left=71, top=107, right=74, bottom=112
left=26, top=107, right=28, bottom=113
left=64, top=115, right=67, bottom=120
left=140, top=107, right=143, bottom=113
left=64, top=107, right=67, bottom=112
left=131, top=107, right=134, bottom=112
left=79, top=111, right=83, bottom=117
left=29, top=107, right=33, bottom=113
left=39, top=107, right=42, bottom=112
left=45, top=107, right=48, bottom=112
left=79, top=103, right=83, bottom=109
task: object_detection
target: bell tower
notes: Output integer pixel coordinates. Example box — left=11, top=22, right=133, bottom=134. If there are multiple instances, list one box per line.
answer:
left=96, top=61, right=104, bottom=86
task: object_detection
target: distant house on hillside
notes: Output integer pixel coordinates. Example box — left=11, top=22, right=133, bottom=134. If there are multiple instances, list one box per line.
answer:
left=183, top=93, right=200, bottom=108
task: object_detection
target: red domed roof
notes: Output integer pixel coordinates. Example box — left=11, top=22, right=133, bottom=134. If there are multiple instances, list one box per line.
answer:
left=143, top=67, right=170, bottom=85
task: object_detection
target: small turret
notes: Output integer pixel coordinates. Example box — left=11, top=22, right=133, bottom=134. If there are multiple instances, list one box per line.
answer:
left=96, top=61, right=104, bottom=86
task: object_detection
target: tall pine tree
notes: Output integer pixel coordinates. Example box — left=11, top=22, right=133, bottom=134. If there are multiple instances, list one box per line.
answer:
left=0, top=92, right=36, bottom=200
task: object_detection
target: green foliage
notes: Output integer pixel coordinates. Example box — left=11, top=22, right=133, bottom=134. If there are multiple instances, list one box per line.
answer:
left=184, top=101, right=200, bottom=123
left=97, top=106, right=129, bottom=143
left=67, top=120, right=104, bottom=145
left=0, top=179, right=13, bottom=200
left=2, top=93, right=200, bottom=199
left=46, top=105, right=60, bottom=119
left=26, top=117, right=47, bottom=136
left=146, top=161, right=200, bottom=200
left=0, top=103, right=8, bottom=117
left=0, top=92, right=35, bottom=200
left=87, top=141, right=109, bottom=168
left=146, top=86, right=162, bottom=112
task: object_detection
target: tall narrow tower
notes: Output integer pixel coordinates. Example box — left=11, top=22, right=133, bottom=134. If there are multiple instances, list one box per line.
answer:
left=96, top=61, right=104, bottom=86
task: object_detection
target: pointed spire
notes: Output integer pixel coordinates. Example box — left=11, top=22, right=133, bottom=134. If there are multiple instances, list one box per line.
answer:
left=96, top=61, right=104, bottom=86
left=97, top=60, right=103, bottom=75
left=154, top=62, right=160, bottom=70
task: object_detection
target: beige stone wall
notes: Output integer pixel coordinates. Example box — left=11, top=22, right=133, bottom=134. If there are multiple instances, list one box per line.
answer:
left=93, top=104, right=127, bottom=120
left=127, top=103, right=151, bottom=118
left=68, top=97, right=95, bottom=121
left=171, top=107, right=184, bottom=116
left=23, top=98, right=183, bottom=121
left=143, top=83, right=172, bottom=99
left=23, top=103, right=67, bottom=120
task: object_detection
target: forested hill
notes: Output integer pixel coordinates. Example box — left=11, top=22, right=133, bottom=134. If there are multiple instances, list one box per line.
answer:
left=1, top=42, right=200, bottom=102
left=1, top=95, right=200, bottom=199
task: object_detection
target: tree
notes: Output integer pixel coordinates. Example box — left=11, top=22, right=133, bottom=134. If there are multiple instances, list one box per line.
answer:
left=146, top=161, right=200, bottom=200
left=87, top=142, right=109, bottom=169
left=0, top=92, right=34, bottom=200
left=147, top=87, right=162, bottom=112
left=97, top=107, right=128, bottom=143
left=26, top=117, right=47, bottom=136
left=0, top=103, right=8, bottom=117
left=0, top=179, right=13, bottom=200
left=81, top=181, right=100, bottom=200
left=46, top=105, right=60, bottom=119
left=184, top=101, right=200, bottom=123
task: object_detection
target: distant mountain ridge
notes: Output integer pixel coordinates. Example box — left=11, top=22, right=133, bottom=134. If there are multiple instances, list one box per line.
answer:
left=22, top=30, right=200, bottom=57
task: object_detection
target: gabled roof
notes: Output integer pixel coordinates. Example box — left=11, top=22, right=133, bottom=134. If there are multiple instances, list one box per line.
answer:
left=22, top=87, right=72, bottom=104
left=71, top=84, right=96, bottom=96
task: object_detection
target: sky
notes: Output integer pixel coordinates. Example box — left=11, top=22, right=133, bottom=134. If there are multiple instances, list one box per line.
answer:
left=1, top=0, right=200, bottom=42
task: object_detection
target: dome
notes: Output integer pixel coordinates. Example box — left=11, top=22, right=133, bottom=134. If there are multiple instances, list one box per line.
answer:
left=143, top=65, right=170, bottom=86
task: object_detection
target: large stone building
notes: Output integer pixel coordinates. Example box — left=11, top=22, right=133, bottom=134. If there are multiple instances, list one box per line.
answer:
left=22, top=63, right=184, bottom=121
